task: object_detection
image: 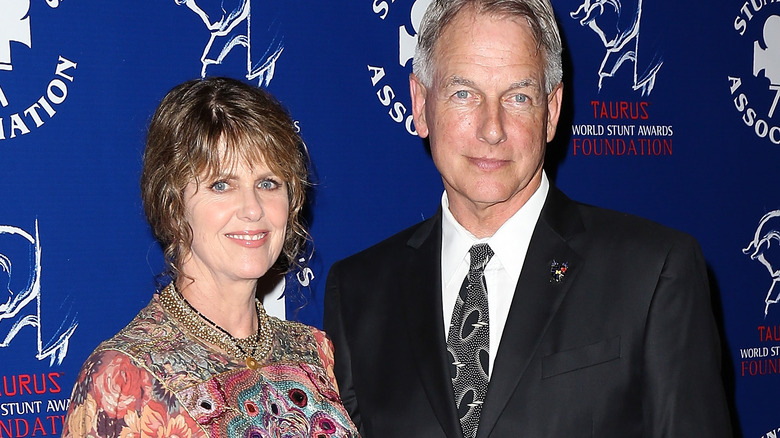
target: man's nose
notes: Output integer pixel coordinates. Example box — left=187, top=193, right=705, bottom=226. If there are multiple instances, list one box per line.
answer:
left=478, top=103, right=507, bottom=145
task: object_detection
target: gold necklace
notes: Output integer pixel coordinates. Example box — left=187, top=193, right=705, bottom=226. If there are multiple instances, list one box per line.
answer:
left=158, top=283, right=272, bottom=370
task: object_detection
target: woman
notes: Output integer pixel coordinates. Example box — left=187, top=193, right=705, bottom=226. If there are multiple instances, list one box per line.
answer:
left=63, top=77, right=358, bottom=437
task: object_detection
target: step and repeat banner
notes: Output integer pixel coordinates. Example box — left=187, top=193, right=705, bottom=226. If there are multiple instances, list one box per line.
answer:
left=0, top=0, right=777, bottom=436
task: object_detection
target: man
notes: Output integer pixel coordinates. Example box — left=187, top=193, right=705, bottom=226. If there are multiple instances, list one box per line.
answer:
left=324, top=0, right=732, bottom=436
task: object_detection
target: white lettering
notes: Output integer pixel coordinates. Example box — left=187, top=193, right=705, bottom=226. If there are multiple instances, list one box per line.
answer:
left=728, top=76, right=742, bottom=94
left=24, top=103, right=46, bottom=127
left=47, top=78, right=68, bottom=104
left=377, top=85, right=395, bottom=107
left=0, top=85, right=8, bottom=107
left=9, top=113, right=30, bottom=137
left=55, top=55, right=77, bottom=81
left=46, top=398, right=69, bottom=412
left=372, top=0, right=393, bottom=20
left=571, top=124, right=604, bottom=135
left=404, top=114, right=417, bottom=135
left=606, top=124, right=635, bottom=136
left=389, top=101, right=406, bottom=123
left=637, top=125, right=674, bottom=136
left=0, top=56, right=78, bottom=141
left=368, top=65, right=386, bottom=87
left=37, top=95, right=56, bottom=117
left=740, top=346, right=770, bottom=358
left=0, top=401, right=42, bottom=416
left=770, top=126, right=780, bottom=144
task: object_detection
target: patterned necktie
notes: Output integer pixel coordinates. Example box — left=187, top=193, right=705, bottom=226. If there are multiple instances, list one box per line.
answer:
left=447, top=243, right=494, bottom=438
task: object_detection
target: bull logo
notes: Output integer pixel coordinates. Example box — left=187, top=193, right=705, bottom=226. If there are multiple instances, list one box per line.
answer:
left=398, top=0, right=432, bottom=68
left=744, top=210, right=780, bottom=316
left=753, top=15, right=780, bottom=118
left=0, top=0, right=32, bottom=72
left=0, top=221, right=77, bottom=365
left=175, top=0, right=284, bottom=86
left=570, top=0, right=663, bottom=95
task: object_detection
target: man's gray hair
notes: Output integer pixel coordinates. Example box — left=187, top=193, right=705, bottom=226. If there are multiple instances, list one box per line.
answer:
left=412, top=0, right=563, bottom=94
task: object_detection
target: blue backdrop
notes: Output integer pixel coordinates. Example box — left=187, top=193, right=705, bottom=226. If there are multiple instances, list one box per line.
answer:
left=0, top=0, right=776, bottom=436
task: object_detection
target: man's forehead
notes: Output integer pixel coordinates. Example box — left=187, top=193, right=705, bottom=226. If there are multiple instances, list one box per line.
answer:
left=440, top=75, right=542, bottom=91
left=437, top=8, right=536, bottom=42
left=431, top=10, right=541, bottom=62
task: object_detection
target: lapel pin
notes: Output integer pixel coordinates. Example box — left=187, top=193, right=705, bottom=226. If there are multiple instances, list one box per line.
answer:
left=550, top=260, right=569, bottom=283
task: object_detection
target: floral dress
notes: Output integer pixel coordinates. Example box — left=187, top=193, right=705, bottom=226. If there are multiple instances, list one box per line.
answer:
left=62, top=287, right=358, bottom=438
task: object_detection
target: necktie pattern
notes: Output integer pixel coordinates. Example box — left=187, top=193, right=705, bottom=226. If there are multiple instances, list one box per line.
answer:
left=447, top=243, right=494, bottom=438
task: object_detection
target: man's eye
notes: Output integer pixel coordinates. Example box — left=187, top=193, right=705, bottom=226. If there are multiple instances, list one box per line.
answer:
left=513, top=94, right=528, bottom=103
left=454, top=90, right=469, bottom=99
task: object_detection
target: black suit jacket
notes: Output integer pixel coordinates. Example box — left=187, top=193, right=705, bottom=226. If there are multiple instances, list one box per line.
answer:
left=324, top=187, right=732, bottom=437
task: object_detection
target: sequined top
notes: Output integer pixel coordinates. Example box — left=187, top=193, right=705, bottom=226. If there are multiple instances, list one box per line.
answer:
left=62, top=293, right=359, bottom=438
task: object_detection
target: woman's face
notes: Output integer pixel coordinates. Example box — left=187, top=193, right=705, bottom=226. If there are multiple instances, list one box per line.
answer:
left=180, top=158, right=289, bottom=287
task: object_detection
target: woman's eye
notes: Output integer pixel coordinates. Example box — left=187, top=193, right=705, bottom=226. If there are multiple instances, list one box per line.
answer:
left=259, top=179, right=279, bottom=190
left=210, top=181, right=229, bottom=192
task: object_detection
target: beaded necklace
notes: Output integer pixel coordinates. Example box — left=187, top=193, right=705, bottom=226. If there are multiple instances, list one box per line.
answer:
left=158, top=283, right=272, bottom=370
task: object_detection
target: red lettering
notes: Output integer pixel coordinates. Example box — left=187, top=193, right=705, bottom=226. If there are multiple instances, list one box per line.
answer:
left=0, top=419, right=12, bottom=437
left=32, top=417, right=46, bottom=436
left=627, top=139, right=637, bottom=155
left=599, top=102, right=609, bottom=118
left=46, top=416, right=64, bottom=435
left=3, top=376, right=17, bottom=397
left=15, top=418, right=28, bottom=437
left=741, top=358, right=780, bottom=376
left=619, top=101, right=628, bottom=118
left=19, top=375, right=32, bottom=396
left=47, top=373, right=61, bottom=394
left=33, top=375, right=46, bottom=395
left=758, top=325, right=780, bottom=342
left=590, top=101, right=651, bottom=120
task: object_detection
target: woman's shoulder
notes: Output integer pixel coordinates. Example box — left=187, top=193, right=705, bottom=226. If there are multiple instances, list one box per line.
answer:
left=266, top=316, right=328, bottom=366
left=64, top=346, right=205, bottom=438
left=96, top=295, right=180, bottom=358
left=95, top=296, right=237, bottom=389
left=268, top=315, right=323, bottom=335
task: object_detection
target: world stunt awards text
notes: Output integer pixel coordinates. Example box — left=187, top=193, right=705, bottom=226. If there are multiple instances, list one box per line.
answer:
left=0, top=373, right=69, bottom=437
left=739, top=325, right=780, bottom=377
left=571, top=101, right=674, bottom=157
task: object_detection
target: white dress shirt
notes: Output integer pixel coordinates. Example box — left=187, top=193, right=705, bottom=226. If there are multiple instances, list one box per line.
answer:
left=441, top=172, right=549, bottom=377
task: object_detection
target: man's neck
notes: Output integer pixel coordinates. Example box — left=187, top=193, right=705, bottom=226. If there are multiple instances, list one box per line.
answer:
left=446, top=179, right=543, bottom=239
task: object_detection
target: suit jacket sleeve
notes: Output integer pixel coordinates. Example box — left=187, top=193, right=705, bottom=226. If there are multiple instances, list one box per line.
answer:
left=324, top=261, right=364, bottom=436
left=642, top=234, right=731, bottom=436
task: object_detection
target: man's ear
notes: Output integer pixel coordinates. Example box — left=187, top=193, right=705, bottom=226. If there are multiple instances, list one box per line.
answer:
left=409, top=73, right=430, bottom=138
left=546, top=82, right=563, bottom=143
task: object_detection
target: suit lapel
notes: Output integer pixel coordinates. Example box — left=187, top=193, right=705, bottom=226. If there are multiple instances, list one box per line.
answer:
left=477, top=188, right=584, bottom=438
left=401, top=211, right=463, bottom=438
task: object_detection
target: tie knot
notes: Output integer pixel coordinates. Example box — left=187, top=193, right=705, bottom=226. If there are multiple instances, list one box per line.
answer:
left=468, top=243, right=494, bottom=273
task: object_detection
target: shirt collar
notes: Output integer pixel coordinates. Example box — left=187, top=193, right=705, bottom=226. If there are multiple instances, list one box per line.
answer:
left=441, top=172, right=549, bottom=281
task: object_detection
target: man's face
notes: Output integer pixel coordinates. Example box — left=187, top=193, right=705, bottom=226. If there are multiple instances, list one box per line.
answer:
left=410, top=9, right=562, bottom=224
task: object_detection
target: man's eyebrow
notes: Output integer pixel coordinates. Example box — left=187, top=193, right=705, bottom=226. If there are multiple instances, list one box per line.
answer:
left=509, top=78, right=541, bottom=89
left=443, top=76, right=542, bottom=91
left=444, top=76, right=476, bottom=88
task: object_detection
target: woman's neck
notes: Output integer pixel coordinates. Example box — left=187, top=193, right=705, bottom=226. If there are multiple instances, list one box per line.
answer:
left=176, top=276, right=259, bottom=338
